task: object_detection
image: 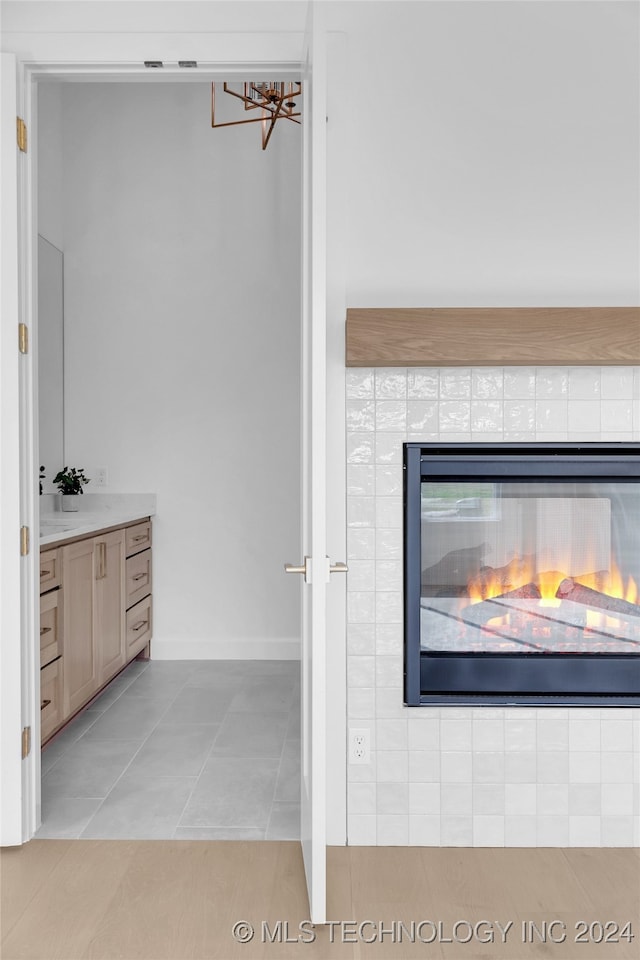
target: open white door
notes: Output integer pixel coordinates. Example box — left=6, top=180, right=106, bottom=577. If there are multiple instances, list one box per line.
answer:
left=285, top=2, right=342, bottom=925
left=0, top=52, right=26, bottom=846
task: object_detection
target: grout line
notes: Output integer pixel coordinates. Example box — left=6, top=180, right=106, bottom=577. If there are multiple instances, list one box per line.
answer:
left=268, top=716, right=290, bottom=834
left=171, top=707, right=228, bottom=835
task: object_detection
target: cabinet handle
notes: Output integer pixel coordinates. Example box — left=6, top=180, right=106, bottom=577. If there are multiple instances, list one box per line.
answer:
left=40, top=626, right=52, bottom=636
left=132, top=619, right=148, bottom=632
left=132, top=534, right=147, bottom=543
left=40, top=699, right=51, bottom=710
left=132, top=572, right=147, bottom=581
left=96, top=542, right=107, bottom=579
left=40, top=568, right=50, bottom=578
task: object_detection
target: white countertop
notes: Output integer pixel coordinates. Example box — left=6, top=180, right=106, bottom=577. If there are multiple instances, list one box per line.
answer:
left=39, top=494, right=156, bottom=547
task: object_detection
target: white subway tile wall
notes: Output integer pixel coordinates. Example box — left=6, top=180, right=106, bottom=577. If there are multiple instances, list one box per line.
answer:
left=345, top=366, right=640, bottom=846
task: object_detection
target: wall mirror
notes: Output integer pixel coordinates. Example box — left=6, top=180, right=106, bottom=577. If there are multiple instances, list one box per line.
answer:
left=38, top=235, right=64, bottom=479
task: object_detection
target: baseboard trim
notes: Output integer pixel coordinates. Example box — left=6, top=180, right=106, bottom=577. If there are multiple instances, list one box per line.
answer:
left=150, top=637, right=301, bottom=660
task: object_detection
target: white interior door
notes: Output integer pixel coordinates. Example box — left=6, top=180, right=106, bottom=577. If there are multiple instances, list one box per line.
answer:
left=0, top=52, right=26, bottom=846
left=297, top=2, right=332, bottom=925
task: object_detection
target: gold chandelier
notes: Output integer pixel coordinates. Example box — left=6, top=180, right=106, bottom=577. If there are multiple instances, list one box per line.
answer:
left=211, top=82, right=302, bottom=150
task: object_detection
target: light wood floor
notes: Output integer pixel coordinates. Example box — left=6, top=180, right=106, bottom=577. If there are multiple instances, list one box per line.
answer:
left=1, top=842, right=638, bottom=959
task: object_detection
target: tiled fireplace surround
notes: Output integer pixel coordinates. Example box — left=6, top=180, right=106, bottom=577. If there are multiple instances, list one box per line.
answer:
left=346, top=365, right=640, bottom=847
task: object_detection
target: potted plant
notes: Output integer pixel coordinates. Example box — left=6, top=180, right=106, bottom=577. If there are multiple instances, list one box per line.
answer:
left=53, top=466, right=90, bottom=511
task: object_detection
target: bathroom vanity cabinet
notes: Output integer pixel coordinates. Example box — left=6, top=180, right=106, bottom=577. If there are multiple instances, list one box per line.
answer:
left=39, top=557, right=63, bottom=743
left=39, top=518, right=152, bottom=744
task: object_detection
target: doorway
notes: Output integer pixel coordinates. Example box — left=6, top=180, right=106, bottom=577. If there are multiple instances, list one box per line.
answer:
left=35, top=77, right=303, bottom=839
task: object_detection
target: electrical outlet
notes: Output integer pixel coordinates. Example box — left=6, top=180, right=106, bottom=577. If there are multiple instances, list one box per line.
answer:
left=92, top=467, right=107, bottom=487
left=349, top=727, right=371, bottom=765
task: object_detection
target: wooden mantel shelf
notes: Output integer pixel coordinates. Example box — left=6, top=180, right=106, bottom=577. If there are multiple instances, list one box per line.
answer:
left=345, top=307, right=640, bottom=367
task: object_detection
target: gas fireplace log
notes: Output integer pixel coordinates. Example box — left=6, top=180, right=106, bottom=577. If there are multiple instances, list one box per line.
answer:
left=555, top=578, right=640, bottom=618
left=460, top=582, right=542, bottom=626
left=534, top=570, right=609, bottom=592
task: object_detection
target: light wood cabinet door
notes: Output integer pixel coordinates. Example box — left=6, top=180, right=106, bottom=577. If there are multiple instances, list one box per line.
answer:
left=96, top=529, right=126, bottom=687
left=40, top=549, right=61, bottom=592
left=40, top=589, right=61, bottom=669
left=62, top=538, right=98, bottom=717
left=126, top=548, right=152, bottom=609
left=125, top=520, right=151, bottom=557
left=126, top=595, right=152, bottom=658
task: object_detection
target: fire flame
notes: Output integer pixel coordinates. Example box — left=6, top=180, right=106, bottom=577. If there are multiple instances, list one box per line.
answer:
left=609, top=560, right=639, bottom=604
left=468, top=552, right=638, bottom=605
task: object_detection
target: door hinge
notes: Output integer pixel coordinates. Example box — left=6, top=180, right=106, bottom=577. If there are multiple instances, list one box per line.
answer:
left=20, top=525, right=30, bottom=556
left=22, top=726, right=31, bottom=759
left=17, top=117, right=27, bottom=153
left=18, top=323, right=29, bottom=354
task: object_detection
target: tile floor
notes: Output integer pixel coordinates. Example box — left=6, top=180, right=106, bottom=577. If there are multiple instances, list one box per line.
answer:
left=37, top=659, right=301, bottom=840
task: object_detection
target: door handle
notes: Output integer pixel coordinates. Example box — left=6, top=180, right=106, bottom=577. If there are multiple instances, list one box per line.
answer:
left=284, top=557, right=348, bottom=584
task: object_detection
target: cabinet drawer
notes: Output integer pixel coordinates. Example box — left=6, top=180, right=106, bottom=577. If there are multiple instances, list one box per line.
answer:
left=40, top=549, right=61, bottom=593
left=126, top=548, right=152, bottom=609
left=40, top=657, right=63, bottom=744
left=40, top=589, right=61, bottom=668
left=126, top=595, right=152, bottom=657
left=125, top=521, right=151, bottom=557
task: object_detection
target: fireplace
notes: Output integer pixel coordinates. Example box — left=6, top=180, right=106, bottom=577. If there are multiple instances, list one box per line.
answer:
left=404, top=443, right=640, bottom=705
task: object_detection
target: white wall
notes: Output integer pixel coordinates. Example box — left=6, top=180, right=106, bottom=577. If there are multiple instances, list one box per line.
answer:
left=54, top=82, right=302, bottom=657
left=330, top=0, right=639, bottom=307
left=0, top=1, right=306, bottom=63
left=2, top=1, right=306, bottom=37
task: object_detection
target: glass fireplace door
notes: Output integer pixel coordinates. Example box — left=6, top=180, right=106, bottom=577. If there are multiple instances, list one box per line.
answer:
left=420, top=483, right=639, bottom=655
left=404, top=444, right=640, bottom=705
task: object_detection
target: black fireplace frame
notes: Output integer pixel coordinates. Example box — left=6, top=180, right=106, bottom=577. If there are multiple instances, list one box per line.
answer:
left=404, top=442, right=640, bottom=706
